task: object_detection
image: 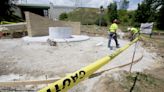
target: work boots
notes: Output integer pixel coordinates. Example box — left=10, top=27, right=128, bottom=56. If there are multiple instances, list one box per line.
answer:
left=116, top=44, right=120, bottom=48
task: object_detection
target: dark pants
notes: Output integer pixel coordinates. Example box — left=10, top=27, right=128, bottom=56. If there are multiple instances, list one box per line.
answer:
left=150, top=32, right=152, bottom=38
left=108, top=32, right=119, bottom=48
left=130, top=33, right=139, bottom=41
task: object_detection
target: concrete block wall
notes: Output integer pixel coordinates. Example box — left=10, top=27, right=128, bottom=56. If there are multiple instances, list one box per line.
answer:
left=25, top=12, right=80, bottom=37
left=49, top=3, right=75, bottom=20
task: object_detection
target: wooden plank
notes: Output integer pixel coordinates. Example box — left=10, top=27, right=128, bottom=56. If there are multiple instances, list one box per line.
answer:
left=0, top=77, right=60, bottom=87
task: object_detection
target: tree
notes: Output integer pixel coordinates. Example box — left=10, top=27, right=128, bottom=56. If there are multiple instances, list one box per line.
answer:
left=133, top=0, right=158, bottom=27
left=107, top=2, right=119, bottom=23
left=133, top=0, right=164, bottom=29
left=0, top=0, right=16, bottom=21
left=118, top=10, right=127, bottom=24
left=157, top=1, right=164, bottom=30
left=118, top=0, right=129, bottom=10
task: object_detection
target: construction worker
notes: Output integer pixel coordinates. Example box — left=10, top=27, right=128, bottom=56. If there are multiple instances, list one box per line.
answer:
left=127, top=27, right=139, bottom=41
left=108, top=19, right=120, bottom=50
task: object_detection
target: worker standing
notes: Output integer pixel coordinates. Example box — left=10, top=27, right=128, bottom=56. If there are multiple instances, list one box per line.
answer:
left=128, top=27, right=139, bottom=41
left=108, top=19, right=120, bottom=50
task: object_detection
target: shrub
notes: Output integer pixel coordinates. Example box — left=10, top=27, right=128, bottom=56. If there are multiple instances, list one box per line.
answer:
left=95, top=17, right=108, bottom=26
left=59, top=13, right=68, bottom=20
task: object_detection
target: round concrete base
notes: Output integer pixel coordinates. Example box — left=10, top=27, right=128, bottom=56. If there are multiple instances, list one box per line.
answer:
left=22, top=35, right=90, bottom=43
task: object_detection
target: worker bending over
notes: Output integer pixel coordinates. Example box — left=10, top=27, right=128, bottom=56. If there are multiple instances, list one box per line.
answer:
left=128, top=27, right=139, bottom=41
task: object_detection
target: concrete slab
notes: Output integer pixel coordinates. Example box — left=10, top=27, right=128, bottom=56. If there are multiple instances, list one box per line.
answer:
left=22, top=35, right=90, bottom=42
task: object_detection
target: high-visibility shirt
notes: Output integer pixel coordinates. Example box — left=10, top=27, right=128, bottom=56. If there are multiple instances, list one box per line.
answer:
left=109, top=23, right=118, bottom=32
left=131, top=28, right=139, bottom=34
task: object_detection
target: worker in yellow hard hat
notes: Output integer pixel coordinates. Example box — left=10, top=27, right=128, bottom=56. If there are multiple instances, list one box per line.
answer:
left=127, top=27, right=139, bottom=41
left=108, top=19, right=120, bottom=50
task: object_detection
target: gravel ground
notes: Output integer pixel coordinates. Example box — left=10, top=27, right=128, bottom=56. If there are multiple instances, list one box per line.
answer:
left=0, top=37, right=157, bottom=91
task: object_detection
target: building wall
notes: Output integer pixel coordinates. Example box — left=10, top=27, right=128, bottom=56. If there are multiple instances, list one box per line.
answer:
left=25, top=11, right=80, bottom=37
left=16, top=3, right=75, bottom=20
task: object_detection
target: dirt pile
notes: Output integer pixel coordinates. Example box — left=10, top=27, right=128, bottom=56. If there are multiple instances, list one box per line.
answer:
left=92, top=71, right=164, bottom=92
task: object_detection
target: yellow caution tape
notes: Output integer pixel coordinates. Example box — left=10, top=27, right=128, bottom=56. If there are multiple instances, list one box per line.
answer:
left=38, top=37, right=140, bottom=92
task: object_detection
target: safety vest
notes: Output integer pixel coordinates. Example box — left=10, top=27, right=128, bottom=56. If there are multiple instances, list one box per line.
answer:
left=131, top=28, right=139, bottom=34
left=109, top=23, right=118, bottom=32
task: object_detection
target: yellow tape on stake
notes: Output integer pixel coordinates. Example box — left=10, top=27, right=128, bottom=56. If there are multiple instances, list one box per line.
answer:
left=38, top=37, right=140, bottom=92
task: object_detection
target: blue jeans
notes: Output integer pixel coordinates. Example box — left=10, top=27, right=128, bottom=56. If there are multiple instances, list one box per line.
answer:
left=108, top=32, right=119, bottom=48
